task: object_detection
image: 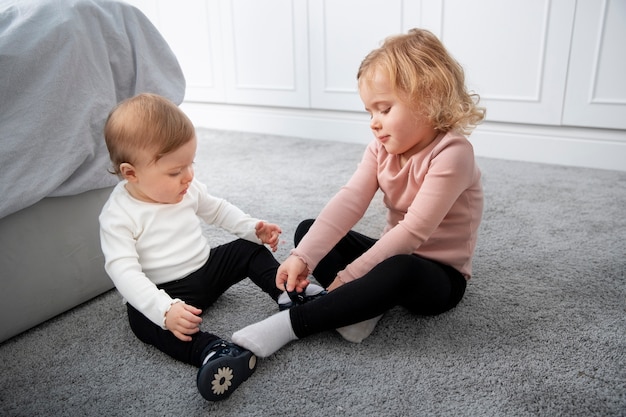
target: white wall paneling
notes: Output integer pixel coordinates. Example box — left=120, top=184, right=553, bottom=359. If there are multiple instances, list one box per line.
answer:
left=125, top=0, right=225, bottom=102
left=180, top=101, right=626, bottom=172
left=308, top=0, right=421, bottom=111
left=220, top=0, right=310, bottom=107
left=470, top=121, right=626, bottom=172
left=126, top=0, right=626, bottom=171
left=181, top=102, right=372, bottom=143
left=563, top=0, right=626, bottom=130
left=421, top=0, right=576, bottom=125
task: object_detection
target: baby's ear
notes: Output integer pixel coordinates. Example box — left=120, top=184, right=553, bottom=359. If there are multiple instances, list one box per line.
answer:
left=119, top=163, right=137, bottom=182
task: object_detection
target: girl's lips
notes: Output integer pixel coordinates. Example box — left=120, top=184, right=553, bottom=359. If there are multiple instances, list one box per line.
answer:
left=378, top=135, right=390, bottom=143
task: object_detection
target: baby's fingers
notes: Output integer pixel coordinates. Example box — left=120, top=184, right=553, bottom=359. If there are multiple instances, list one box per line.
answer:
left=173, top=329, right=193, bottom=342
left=182, top=303, right=203, bottom=316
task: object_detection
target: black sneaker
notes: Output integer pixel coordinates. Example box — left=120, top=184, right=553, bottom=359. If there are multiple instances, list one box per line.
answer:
left=196, top=339, right=257, bottom=401
left=278, top=283, right=328, bottom=311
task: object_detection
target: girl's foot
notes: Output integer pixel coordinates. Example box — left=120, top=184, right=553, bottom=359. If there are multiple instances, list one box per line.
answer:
left=232, top=310, right=297, bottom=357
left=336, top=314, right=383, bottom=343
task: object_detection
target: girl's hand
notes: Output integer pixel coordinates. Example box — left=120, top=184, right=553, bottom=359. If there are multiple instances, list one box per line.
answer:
left=276, top=254, right=310, bottom=293
left=255, top=221, right=282, bottom=252
left=164, top=302, right=203, bottom=342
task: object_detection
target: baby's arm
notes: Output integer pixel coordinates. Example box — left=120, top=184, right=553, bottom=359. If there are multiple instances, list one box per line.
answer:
left=195, top=182, right=283, bottom=250
left=255, top=221, right=282, bottom=252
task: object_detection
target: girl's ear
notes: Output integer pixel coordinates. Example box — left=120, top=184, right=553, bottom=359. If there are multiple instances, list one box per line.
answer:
left=119, top=163, right=137, bottom=182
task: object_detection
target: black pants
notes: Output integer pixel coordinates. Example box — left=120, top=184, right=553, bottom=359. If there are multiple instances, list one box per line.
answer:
left=289, top=219, right=467, bottom=338
left=126, top=239, right=281, bottom=367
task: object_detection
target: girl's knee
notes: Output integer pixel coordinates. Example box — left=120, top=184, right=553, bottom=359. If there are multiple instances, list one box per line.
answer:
left=362, top=255, right=417, bottom=287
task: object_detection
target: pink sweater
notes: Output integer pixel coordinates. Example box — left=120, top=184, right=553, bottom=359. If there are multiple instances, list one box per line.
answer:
left=293, top=131, right=483, bottom=281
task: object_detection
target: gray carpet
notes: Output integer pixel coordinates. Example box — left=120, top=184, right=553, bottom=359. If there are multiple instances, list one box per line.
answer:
left=1, top=128, right=624, bottom=417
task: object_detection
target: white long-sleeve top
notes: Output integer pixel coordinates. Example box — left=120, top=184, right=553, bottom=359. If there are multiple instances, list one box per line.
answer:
left=99, top=178, right=262, bottom=328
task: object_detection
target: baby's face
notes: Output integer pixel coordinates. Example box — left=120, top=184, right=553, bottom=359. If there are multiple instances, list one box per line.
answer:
left=125, top=136, right=197, bottom=204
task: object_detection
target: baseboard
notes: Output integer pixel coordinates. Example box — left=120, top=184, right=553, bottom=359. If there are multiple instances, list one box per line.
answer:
left=181, top=102, right=626, bottom=172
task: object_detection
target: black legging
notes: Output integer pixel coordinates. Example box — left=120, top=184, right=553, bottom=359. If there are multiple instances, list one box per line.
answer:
left=127, top=239, right=281, bottom=367
left=289, top=219, right=467, bottom=338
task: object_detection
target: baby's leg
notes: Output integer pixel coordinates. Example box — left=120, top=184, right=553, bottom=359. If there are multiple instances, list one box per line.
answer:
left=242, top=242, right=283, bottom=301
left=126, top=302, right=220, bottom=366
left=126, top=303, right=256, bottom=401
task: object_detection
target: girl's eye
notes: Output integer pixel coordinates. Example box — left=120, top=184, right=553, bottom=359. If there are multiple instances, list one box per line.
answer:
left=381, top=107, right=391, bottom=115
left=169, top=172, right=181, bottom=177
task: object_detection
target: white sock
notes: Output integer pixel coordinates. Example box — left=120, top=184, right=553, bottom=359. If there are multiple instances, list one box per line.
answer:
left=336, top=314, right=383, bottom=343
left=232, top=310, right=297, bottom=358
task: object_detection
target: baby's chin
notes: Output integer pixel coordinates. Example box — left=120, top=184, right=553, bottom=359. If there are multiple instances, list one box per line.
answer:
left=169, top=195, right=185, bottom=204
left=155, top=195, right=184, bottom=205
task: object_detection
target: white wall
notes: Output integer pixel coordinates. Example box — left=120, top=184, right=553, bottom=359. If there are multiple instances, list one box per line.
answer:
left=126, top=0, right=626, bottom=172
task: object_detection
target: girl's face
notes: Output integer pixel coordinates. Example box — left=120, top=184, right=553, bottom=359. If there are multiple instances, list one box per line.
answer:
left=359, top=69, right=438, bottom=165
left=121, top=135, right=197, bottom=204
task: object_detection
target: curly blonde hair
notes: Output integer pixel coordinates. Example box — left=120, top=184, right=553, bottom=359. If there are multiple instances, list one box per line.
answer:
left=357, top=28, right=485, bottom=135
left=104, top=93, right=195, bottom=176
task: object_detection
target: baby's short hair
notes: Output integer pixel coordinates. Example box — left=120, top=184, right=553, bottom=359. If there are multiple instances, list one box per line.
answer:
left=104, top=93, right=195, bottom=176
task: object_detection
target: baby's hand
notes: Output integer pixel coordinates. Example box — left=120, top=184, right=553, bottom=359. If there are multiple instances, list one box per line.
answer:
left=255, top=221, right=282, bottom=252
left=164, top=302, right=202, bottom=342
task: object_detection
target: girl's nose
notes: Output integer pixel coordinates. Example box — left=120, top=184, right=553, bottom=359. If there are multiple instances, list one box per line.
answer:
left=370, top=116, right=381, bottom=131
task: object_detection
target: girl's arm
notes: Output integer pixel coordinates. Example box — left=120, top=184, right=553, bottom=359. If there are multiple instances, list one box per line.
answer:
left=292, top=142, right=380, bottom=271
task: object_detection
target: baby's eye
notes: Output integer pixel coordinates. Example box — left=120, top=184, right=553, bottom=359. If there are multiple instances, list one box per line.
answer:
left=168, top=171, right=181, bottom=177
left=381, top=107, right=391, bottom=115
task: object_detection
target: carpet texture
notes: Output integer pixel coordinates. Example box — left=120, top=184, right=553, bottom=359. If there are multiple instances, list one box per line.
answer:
left=1, top=128, right=624, bottom=417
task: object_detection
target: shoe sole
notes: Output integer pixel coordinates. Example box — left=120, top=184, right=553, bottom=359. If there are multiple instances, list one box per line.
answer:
left=196, top=350, right=257, bottom=401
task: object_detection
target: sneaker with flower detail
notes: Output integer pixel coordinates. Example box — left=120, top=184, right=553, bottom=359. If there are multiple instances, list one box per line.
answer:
left=196, top=339, right=257, bottom=401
